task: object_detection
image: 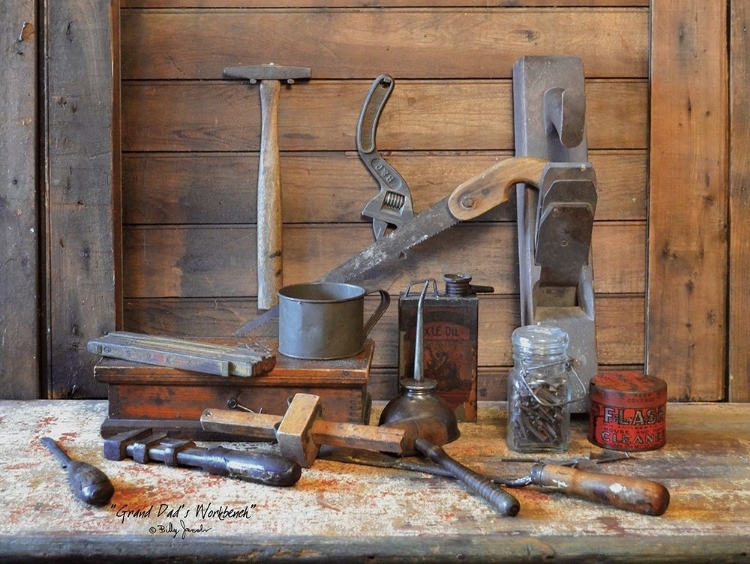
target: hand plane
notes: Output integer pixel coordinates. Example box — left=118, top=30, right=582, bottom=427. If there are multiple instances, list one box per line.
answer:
left=513, top=56, right=598, bottom=413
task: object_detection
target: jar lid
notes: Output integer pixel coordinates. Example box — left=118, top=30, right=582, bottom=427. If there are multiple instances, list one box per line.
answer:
left=511, top=325, right=569, bottom=356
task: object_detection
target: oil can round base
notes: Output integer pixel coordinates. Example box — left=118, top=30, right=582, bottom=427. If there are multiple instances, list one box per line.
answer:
left=588, top=372, right=667, bottom=452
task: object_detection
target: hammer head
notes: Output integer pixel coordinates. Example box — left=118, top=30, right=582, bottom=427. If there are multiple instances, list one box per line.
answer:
left=276, top=393, right=322, bottom=468
left=224, top=64, right=311, bottom=85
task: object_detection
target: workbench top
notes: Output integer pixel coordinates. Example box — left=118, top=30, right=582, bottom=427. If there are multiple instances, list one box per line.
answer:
left=0, top=400, right=748, bottom=563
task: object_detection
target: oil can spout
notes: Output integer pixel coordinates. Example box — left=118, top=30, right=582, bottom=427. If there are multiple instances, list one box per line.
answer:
left=379, top=279, right=460, bottom=444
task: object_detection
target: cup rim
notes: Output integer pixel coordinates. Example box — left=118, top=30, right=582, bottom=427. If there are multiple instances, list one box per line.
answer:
left=278, top=282, right=365, bottom=303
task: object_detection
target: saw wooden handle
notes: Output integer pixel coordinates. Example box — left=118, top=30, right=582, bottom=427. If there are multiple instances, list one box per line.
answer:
left=257, top=79, right=283, bottom=311
left=530, top=463, right=670, bottom=516
left=447, top=156, right=548, bottom=220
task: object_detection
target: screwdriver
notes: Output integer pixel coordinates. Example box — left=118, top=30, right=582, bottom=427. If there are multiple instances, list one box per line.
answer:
left=505, top=462, right=670, bottom=516
left=40, top=437, right=115, bottom=506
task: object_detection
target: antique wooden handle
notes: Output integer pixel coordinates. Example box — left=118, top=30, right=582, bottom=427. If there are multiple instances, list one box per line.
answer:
left=257, top=79, right=283, bottom=311
left=447, top=156, right=548, bottom=220
left=530, top=463, right=670, bottom=516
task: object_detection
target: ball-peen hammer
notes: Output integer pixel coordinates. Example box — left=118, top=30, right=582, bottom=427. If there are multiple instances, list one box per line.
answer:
left=224, top=63, right=311, bottom=311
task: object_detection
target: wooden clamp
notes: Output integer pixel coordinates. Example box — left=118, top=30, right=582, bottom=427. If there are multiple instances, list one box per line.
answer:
left=201, top=393, right=409, bottom=468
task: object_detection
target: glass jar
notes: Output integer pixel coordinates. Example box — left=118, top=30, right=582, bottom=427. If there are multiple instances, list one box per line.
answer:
left=506, top=325, right=572, bottom=453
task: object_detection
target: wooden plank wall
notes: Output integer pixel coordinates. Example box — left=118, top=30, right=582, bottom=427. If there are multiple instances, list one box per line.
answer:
left=648, top=2, right=729, bottom=401
left=43, top=0, right=121, bottom=398
left=730, top=0, right=750, bottom=402
left=1, top=2, right=39, bottom=398
left=118, top=1, right=650, bottom=401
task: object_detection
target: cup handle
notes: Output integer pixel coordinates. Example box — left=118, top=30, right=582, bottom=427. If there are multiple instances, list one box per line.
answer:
left=362, top=289, right=391, bottom=337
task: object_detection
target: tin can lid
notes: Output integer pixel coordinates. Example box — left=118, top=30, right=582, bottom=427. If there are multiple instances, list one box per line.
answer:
left=590, top=372, right=667, bottom=406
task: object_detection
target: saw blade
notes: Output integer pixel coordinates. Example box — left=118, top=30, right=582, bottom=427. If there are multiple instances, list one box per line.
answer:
left=234, top=196, right=457, bottom=336
left=319, top=196, right=456, bottom=284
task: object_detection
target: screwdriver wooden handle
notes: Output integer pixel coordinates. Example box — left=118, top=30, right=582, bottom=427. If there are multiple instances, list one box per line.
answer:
left=529, top=463, right=670, bottom=516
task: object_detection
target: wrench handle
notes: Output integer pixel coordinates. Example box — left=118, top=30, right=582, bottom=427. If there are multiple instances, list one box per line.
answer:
left=415, top=438, right=520, bottom=516
left=530, top=463, right=670, bottom=515
left=257, top=79, right=283, bottom=310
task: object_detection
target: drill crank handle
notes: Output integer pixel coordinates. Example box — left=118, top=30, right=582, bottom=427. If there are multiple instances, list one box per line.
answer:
left=530, top=463, right=670, bottom=516
left=415, top=438, right=520, bottom=517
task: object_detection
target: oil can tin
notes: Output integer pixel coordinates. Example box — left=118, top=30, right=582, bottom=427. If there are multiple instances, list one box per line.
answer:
left=398, top=274, right=492, bottom=422
left=588, top=372, right=667, bottom=451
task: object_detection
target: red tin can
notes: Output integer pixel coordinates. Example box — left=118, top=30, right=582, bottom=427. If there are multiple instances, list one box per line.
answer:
left=588, top=372, right=667, bottom=451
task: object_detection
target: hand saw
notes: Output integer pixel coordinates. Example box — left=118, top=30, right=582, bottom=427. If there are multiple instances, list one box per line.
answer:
left=235, top=157, right=587, bottom=336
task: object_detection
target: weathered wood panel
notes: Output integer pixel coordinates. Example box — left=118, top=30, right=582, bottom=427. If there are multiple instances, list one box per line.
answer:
left=44, top=0, right=121, bottom=398
left=123, top=151, right=646, bottom=224
left=647, top=2, right=728, bottom=401
left=116, top=2, right=652, bottom=402
left=0, top=1, right=39, bottom=399
left=123, top=1, right=650, bottom=7
left=121, top=80, right=648, bottom=152
left=122, top=223, right=646, bottom=298
left=120, top=9, right=648, bottom=80
left=729, top=0, right=750, bottom=401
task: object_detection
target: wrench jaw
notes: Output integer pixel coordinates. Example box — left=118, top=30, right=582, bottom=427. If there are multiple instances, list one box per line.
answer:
left=361, top=187, right=415, bottom=241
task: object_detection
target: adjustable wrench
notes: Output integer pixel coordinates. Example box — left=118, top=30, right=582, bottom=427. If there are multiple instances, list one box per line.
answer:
left=357, top=74, right=415, bottom=241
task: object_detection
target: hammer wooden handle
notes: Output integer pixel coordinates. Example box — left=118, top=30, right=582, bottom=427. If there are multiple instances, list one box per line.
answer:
left=257, top=79, right=283, bottom=310
left=529, top=463, right=670, bottom=516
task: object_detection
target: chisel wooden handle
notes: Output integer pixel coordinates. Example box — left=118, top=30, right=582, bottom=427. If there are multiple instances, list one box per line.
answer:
left=257, top=79, right=283, bottom=310
left=529, top=463, right=670, bottom=516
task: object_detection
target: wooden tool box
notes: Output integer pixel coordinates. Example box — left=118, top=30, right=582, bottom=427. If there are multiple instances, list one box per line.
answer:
left=94, top=340, right=374, bottom=440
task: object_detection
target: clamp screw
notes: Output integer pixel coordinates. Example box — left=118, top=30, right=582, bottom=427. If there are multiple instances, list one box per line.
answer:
left=460, top=196, right=474, bottom=209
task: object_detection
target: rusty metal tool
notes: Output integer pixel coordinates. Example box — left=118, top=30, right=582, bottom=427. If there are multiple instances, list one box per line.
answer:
left=87, top=331, right=275, bottom=377
left=224, top=63, right=312, bottom=311
left=235, top=155, right=565, bottom=336
left=321, top=447, right=668, bottom=515
left=357, top=74, right=414, bottom=241
left=501, top=450, right=632, bottom=470
left=200, top=393, right=416, bottom=468
left=513, top=56, right=598, bottom=413
left=103, top=428, right=301, bottom=487
left=40, top=437, right=115, bottom=506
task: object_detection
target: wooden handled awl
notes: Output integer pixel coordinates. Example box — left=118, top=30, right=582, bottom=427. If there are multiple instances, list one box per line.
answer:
left=527, top=463, right=670, bottom=516
left=201, top=393, right=410, bottom=468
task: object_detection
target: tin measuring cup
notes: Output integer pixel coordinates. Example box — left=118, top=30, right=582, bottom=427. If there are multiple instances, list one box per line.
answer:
left=278, top=282, right=390, bottom=359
